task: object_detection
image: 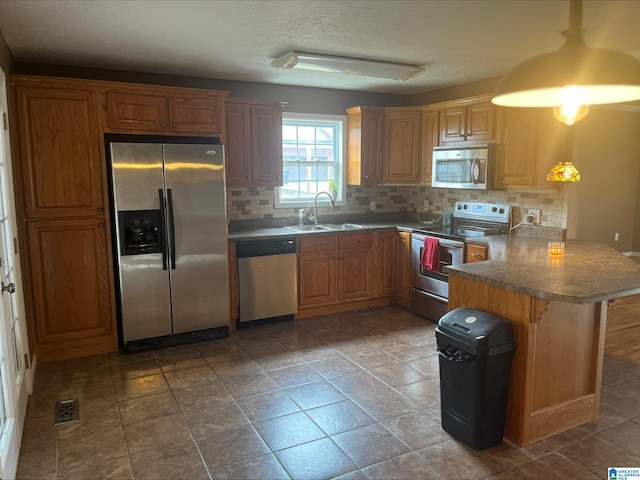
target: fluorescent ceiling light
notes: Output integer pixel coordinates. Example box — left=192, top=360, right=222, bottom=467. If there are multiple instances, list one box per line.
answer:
left=271, top=51, right=425, bottom=81
left=493, top=0, right=640, bottom=125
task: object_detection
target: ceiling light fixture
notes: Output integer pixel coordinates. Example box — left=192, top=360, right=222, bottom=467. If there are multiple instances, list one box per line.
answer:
left=492, top=0, right=640, bottom=126
left=271, top=51, right=425, bottom=81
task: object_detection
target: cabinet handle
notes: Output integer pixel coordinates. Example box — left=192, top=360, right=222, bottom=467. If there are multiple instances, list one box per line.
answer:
left=245, top=176, right=249, bottom=180
left=97, top=207, right=103, bottom=212
left=331, top=256, right=336, bottom=261
left=98, top=223, right=104, bottom=227
left=276, top=175, right=281, bottom=180
left=365, top=175, right=369, bottom=179
left=171, top=123, right=177, bottom=128
left=160, top=122, right=166, bottom=128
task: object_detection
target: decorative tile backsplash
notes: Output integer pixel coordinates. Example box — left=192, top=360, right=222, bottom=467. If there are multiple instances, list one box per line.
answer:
left=227, top=185, right=570, bottom=230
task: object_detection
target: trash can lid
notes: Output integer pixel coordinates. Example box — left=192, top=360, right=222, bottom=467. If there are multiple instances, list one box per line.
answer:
left=436, top=307, right=515, bottom=351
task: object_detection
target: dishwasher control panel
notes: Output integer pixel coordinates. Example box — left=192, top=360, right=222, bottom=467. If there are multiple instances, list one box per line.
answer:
left=236, top=238, right=297, bottom=258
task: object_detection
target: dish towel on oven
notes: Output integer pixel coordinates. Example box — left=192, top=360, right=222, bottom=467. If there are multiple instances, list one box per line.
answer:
left=421, top=237, right=440, bottom=272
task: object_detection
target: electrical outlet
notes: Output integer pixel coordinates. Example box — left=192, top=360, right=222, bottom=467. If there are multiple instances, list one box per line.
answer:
left=422, top=200, right=429, bottom=211
left=369, top=200, right=376, bottom=211
left=527, top=209, right=540, bottom=224
left=615, top=232, right=620, bottom=241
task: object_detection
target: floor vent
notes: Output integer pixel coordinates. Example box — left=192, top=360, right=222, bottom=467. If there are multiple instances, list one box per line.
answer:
left=54, top=399, right=79, bottom=425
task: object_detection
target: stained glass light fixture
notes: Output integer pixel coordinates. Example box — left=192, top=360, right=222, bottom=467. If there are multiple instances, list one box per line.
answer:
left=547, top=161, right=581, bottom=182
left=493, top=0, right=640, bottom=126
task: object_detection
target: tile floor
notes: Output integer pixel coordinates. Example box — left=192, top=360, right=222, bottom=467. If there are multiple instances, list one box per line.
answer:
left=16, top=306, right=640, bottom=479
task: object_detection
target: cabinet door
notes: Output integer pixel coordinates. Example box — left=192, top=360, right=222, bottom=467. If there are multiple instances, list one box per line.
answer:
left=347, top=107, right=384, bottom=185
left=495, top=107, right=538, bottom=188
left=299, top=254, right=337, bottom=306
left=27, top=218, right=116, bottom=359
left=495, top=108, right=565, bottom=189
left=439, top=105, right=466, bottom=144
left=377, top=231, right=396, bottom=296
left=168, top=97, right=224, bottom=134
left=466, top=100, right=495, bottom=142
left=420, top=110, right=438, bottom=184
left=16, top=86, right=106, bottom=217
left=395, top=231, right=411, bottom=299
left=338, top=250, right=371, bottom=301
left=251, top=105, right=283, bottom=186
left=106, top=92, right=168, bottom=132
left=224, top=102, right=252, bottom=186
left=384, top=109, right=421, bottom=184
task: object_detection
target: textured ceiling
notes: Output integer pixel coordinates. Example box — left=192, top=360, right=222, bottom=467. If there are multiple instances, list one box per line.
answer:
left=0, top=0, right=639, bottom=95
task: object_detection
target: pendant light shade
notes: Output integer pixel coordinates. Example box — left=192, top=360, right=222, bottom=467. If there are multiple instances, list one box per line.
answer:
left=493, top=0, right=640, bottom=125
left=547, top=161, right=581, bottom=182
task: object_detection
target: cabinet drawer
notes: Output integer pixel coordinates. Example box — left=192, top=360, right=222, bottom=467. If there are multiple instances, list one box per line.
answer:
left=466, top=243, right=489, bottom=263
left=338, top=232, right=372, bottom=251
left=299, top=235, right=337, bottom=254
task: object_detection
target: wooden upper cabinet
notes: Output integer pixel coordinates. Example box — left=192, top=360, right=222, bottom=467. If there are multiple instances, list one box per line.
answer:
left=224, top=102, right=252, bottom=185
left=420, top=109, right=439, bottom=185
left=384, top=108, right=421, bottom=184
left=168, top=97, right=224, bottom=134
left=346, top=106, right=384, bottom=185
left=106, top=92, right=167, bottom=132
left=251, top=104, right=283, bottom=185
left=495, top=107, right=566, bottom=189
left=105, top=87, right=226, bottom=136
left=440, top=97, right=496, bottom=145
left=225, top=99, right=283, bottom=187
left=14, top=84, right=105, bottom=218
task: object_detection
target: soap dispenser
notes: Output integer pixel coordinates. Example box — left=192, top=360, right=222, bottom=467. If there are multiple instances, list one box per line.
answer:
left=298, top=209, right=305, bottom=226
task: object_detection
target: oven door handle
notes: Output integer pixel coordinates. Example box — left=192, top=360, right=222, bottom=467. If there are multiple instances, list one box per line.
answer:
left=413, top=234, right=464, bottom=249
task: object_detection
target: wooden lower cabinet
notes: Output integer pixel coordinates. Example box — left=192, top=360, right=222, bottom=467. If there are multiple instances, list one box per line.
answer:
left=27, top=218, right=117, bottom=361
left=376, top=230, right=397, bottom=296
left=298, top=233, right=371, bottom=308
left=299, top=253, right=337, bottom=306
left=396, top=231, right=411, bottom=300
left=376, top=230, right=411, bottom=303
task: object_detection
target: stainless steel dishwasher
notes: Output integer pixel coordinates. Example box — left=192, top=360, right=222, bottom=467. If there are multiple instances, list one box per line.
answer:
left=236, top=238, right=297, bottom=328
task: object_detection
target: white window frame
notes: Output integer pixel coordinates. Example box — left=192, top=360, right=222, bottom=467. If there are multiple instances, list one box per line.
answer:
left=275, top=112, right=347, bottom=209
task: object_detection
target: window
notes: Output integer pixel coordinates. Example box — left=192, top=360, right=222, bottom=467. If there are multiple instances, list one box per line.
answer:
left=276, top=113, right=346, bottom=208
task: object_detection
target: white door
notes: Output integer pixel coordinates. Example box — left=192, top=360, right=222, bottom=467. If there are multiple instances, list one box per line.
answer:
left=0, top=67, right=31, bottom=479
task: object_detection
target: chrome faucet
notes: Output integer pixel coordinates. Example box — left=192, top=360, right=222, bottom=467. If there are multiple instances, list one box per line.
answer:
left=310, top=191, right=335, bottom=225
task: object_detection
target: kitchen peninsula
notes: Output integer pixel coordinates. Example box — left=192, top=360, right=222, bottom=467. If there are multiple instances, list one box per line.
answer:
left=446, top=235, right=640, bottom=446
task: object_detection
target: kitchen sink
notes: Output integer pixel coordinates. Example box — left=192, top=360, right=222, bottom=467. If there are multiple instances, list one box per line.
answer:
left=286, top=223, right=367, bottom=232
left=327, top=223, right=367, bottom=230
left=285, top=225, right=333, bottom=232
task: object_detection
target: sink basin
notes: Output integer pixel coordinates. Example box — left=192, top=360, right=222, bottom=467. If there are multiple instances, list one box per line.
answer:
left=285, top=225, right=333, bottom=232
left=327, top=223, right=367, bottom=230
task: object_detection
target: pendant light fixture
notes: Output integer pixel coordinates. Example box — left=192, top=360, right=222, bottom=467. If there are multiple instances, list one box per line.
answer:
left=492, top=0, right=640, bottom=126
left=546, top=161, right=581, bottom=182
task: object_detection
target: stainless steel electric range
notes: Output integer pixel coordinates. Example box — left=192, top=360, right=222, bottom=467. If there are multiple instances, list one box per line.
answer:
left=410, top=201, right=511, bottom=321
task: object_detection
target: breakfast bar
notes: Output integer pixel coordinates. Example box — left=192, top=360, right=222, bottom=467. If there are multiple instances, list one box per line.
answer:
left=446, top=235, right=640, bottom=446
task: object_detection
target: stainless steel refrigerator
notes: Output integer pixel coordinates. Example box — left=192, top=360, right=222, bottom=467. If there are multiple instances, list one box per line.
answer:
left=109, top=137, right=229, bottom=349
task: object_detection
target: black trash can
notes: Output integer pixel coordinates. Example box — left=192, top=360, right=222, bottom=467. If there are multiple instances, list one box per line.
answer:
left=436, top=307, right=516, bottom=450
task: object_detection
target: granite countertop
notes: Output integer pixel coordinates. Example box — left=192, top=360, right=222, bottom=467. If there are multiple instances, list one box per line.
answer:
left=447, top=235, right=640, bottom=304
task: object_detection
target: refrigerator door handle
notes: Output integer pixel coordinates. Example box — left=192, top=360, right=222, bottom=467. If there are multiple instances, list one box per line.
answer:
left=159, top=189, right=168, bottom=271
left=167, top=188, right=177, bottom=270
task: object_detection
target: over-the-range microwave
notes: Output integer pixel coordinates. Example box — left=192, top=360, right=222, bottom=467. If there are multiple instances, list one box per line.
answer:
left=431, top=144, right=495, bottom=190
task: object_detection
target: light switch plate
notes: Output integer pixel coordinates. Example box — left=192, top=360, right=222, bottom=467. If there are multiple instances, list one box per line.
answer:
left=370, top=200, right=376, bottom=211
